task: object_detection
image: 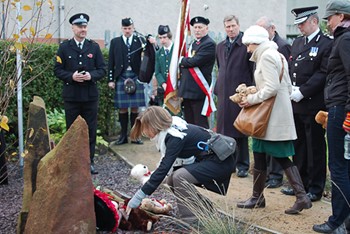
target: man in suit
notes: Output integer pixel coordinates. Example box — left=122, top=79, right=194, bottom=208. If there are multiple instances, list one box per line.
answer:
left=54, top=13, right=106, bottom=174
left=154, top=25, right=173, bottom=107
left=215, top=15, right=254, bottom=178
left=256, top=16, right=291, bottom=187
left=179, top=16, right=216, bottom=128
left=108, top=18, right=150, bottom=145
left=280, top=7, right=332, bottom=202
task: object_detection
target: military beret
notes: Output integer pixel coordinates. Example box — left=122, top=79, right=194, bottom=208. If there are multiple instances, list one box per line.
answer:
left=291, top=6, right=318, bottom=24
left=158, top=25, right=170, bottom=35
left=122, top=18, right=133, bottom=26
left=323, top=0, right=350, bottom=19
left=69, top=13, right=89, bottom=25
left=190, top=16, right=210, bottom=26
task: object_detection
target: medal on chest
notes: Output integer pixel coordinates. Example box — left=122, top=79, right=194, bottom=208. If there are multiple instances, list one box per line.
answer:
left=309, top=47, right=319, bottom=57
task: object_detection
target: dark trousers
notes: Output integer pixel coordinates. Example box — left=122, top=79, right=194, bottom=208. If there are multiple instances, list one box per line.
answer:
left=293, top=113, right=326, bottom=196
left=64, top=100, right=98, bottom=163
left=234, top=137, right=250, bottom=171
left=326, top=106, right=350, bottom=229
left=182, top=99, right=209, bottom=129
left=266, top=155, right=283, bottom=180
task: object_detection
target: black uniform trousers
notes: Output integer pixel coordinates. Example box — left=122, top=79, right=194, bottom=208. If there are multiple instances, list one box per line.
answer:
left=293, top=113, right=326, bottom=196
left=64, top=100, right=98, bottom=163
left=182, top=99, right=209, bottom=129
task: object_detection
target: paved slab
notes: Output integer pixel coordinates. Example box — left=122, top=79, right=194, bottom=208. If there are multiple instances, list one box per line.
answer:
left=110, top=138, right=332, bottom=234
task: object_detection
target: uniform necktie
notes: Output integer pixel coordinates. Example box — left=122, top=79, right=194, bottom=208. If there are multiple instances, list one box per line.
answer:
left=126, top=37, right=131, bottom=48
left=304, top=37, right=308, bottom=45
left=78, top=42, right=82, bottom=49
left=165, top=49, right=169, bottom=55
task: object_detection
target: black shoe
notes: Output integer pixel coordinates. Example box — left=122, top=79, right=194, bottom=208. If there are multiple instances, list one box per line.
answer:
left=280, top=186, right=295, bottom=196
left=114, top=136, right=128, bottom=145
left=307, top=193, right=322, bottom=202
left=131, top=138, right=143, bottom=145
left=90, top=165, right=98, bottom=174
left=265, top=179, right=283, bottom=188
left=237, top=170, right=248, bottom=178
left=313, top=222, right=335, bottom=233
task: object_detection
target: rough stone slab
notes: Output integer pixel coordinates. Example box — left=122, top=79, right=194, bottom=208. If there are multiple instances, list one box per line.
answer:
left=24, top=116, right=96, bottom=234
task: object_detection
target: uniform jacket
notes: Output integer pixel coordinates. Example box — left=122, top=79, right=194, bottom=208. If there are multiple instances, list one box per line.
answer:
left=325, top=26, right=350, bottom=111
left=54, top=38, right=106, bottom=102
left=289, top=30, right=332, bottom=114
left=178, top=34, right=216, bottom=99
left=108, top=36, right=145, bottom=82
left=247, top=41, right=297, bottom=141
left=155, top=45, right=173, bottom=86
left=214, top=32, right=254, bottom=138
left=273, top=32, right=291, bottom=60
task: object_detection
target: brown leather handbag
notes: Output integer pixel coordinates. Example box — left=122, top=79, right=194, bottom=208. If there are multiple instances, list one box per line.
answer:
left=234, top=55, right=284, bottom=138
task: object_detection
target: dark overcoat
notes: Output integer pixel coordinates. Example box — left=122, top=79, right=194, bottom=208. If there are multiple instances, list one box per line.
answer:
left=178, top=34, right=216, bottom=99
left=214, top=32, right=254, bottom=138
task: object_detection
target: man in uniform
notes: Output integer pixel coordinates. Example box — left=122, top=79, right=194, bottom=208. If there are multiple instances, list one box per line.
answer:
left=280, top=6, right=332, bottom=201
left=256, top=16, right=291, bottom=187
left=108, top=18, right=149, bottom=145
left=215, top=15, right=254, bottom=178
left=154, top=25, right=173, bottom=107
left=179, top=16, right=216, bottom=129
left=54, top=13, right=106, bottom=174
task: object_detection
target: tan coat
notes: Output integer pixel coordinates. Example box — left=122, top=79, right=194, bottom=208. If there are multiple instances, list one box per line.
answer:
left=246, top=41, right=297, bottom=141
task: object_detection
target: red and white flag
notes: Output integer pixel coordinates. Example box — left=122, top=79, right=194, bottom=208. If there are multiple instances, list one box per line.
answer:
left=164, top=0, right=191, bottom=115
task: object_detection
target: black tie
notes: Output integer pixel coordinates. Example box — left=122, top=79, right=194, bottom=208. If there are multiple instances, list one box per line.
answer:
left=305, top=37, right=308, bottom=45
left=165, top=49, right=169, bottom=55
left=78, top=42, right=82, bottom=49
left=126, top=37, right=131, bottom=48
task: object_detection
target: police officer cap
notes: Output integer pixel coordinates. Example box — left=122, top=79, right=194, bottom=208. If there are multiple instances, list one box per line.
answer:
left=158, top=25, right=170, bottom=35
left=291, top=6, right=318, bottom=24
left=323, top=0, right=350, bottom=19
left=190, top=16, right=210, bottom=26
left=69, top=13, right=89, bottom=25
left=122, top=18, right=133, bottom=26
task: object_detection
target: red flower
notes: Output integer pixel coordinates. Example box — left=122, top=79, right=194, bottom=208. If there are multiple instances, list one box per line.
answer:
left=87, top=53, right=93, bottom=58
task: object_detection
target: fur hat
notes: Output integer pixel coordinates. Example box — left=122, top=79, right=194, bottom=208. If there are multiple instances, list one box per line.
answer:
left=242, top=25, right=269, bottom=45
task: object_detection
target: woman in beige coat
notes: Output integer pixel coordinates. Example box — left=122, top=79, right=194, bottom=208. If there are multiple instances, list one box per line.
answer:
left=236, top=25, right=312, bottom=214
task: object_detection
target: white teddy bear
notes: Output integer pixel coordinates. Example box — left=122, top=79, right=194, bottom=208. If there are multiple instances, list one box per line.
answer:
left=130, top=164, right=152, bottom=185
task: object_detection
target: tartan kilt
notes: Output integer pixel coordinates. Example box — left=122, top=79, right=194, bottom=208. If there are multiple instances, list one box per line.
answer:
left=114, top=70, right=146, bottom=108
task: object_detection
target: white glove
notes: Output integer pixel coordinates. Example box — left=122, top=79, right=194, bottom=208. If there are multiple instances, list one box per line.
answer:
left=290, top=86, right=304, bottom=102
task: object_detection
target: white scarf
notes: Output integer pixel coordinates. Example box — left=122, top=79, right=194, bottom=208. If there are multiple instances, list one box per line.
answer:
left=151, top=116, right=188, bottom=166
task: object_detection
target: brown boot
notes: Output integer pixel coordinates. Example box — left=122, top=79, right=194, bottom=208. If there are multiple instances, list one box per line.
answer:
left=237, top=169, right=266, bottom=209
left=284, top=166, right=312, bottom=214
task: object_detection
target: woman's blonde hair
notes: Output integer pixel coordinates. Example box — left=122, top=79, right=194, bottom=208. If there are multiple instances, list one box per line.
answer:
left=130, top=106, right=172, bottom=139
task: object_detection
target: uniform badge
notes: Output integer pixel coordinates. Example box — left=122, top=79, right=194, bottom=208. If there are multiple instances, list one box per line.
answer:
left=192, top=50, right=196, bottom=57
left=56, top=55, right=62, bottom=64
left=309, top=47, right=318, bottom=57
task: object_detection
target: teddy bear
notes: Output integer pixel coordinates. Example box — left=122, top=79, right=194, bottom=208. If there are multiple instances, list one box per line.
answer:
left=130, top=164, right=153, bottom=184
left=229, top=83, right=257, bottom=104
left=140, top=198, right=173, bottom=215
left=315, top=110, right=328, bottom=129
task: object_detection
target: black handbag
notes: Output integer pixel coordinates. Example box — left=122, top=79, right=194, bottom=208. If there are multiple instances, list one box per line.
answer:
left=124, top=78, right=136, bottom=94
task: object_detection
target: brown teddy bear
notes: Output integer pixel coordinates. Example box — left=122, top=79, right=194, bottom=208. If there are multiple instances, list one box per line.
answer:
left=140, top=198, right=173, bottom=215
left=229, top=83, right=257, bottom=103
left=315, top=111, right=328, bottom=129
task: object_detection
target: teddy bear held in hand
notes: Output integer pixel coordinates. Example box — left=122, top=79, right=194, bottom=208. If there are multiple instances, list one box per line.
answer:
left=140, top=198, right=173, bottom=215
left=315, top=110, right=328, bottom=129
left=229, top=83, right=257, bottom=103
